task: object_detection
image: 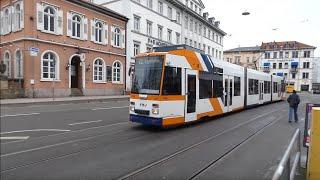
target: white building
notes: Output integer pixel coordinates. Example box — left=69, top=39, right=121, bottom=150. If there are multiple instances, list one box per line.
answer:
left=97, top=0, right=226, bottom=90
left=260, top=41, right=316, bottom=91
left=312, top=57, right=320, bottom=83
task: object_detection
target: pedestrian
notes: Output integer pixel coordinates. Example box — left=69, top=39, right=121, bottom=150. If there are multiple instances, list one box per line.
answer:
left=287, top=90, right=300, bottom=123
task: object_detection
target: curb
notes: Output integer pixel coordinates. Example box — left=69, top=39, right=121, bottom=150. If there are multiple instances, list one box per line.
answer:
left=0, top=96, right=130, bottom=106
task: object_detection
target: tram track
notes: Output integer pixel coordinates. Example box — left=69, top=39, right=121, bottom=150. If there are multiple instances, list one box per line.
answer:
left=117, top=108, right=284, bottom=180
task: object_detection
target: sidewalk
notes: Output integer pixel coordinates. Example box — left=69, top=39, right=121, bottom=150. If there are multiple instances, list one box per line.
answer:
left=0, top=95, right=129, bottom=105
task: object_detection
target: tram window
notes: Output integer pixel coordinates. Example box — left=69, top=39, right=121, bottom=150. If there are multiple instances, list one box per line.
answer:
left=249, top=79, right=259, bottom=95
left=234, top=76, right=241, bottom=96
left=162, top=67, right=182, bottom=95
left=254, top=79, right=259, bottom=94
left=199, top=79, right=212, bottom=99
left=213, top=80, right=223, bottom=98
left=264, top=81, right=271, bottom=94
left=249, top=79, right=254, bottom=95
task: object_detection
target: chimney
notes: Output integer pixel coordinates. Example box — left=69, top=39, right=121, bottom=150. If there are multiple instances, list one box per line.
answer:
left=214, top=21, right=220, bottom=27
left=203, top=12, right=209, bottom=20
left=208, top=17, right=215, bottom=24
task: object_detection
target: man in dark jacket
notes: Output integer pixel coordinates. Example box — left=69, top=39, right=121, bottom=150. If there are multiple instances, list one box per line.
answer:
left=287, top=90, right=300, bottom=123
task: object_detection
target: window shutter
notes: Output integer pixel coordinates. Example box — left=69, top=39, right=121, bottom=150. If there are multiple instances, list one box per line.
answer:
left=67, top=12, right=72, bottom=36
left=90, top=19, right=95, bottom=42
left=103, top=24, right=108, bottom=45
left=36, top=3, right=43, bottom=31
left=121, top=29, right=125, bottom=49
left=20, top=1, right=24, bottom=29
left=0, top=11, right=3, bottom=35
left=57, top=10, right=63, bottom=35
left=83, top=17, right=88, bottom=40
left=111, top=26, right=115, bottom=46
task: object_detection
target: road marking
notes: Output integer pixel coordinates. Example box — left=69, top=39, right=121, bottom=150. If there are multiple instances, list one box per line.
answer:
left=68, top=120, right=102, bottom=126
left=92, top=106, right=129, bottom=111
left=0, top=113, right=40, bottom=118
left=0, top=129, right=71, bottom=135
left=0, top=122, right=129, bottom=157
left=0, top=136, right=29, bottom=140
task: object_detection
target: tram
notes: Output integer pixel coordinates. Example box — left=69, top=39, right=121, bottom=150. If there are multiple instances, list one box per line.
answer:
left=129, top=45, right=285, bottom=128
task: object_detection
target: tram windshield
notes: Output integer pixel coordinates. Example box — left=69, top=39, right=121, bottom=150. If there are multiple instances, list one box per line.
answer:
left=131, top=56, right=164, bottom=95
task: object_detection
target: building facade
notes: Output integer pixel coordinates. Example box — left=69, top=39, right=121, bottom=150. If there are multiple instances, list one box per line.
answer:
left=99, top=0, right=226, bottom=91
left=0, top=0, right=128, bottom=98
left=260, top=41, right=316, bottom=91
left=223, top=46, right=262, bottom=69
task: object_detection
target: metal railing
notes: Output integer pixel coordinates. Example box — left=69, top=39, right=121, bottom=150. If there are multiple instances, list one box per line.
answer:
left=272, top=129, right=301, bottom=180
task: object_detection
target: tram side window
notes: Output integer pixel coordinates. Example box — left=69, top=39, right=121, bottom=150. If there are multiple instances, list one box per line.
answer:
left=249, top=79, right=259, bottom=95
left=213, top=80, right=223, bottom=98
left=249, top=79, right=254, bottom=95
left=199, top=79, right=212, bottom=99
left=234, top=76, right=241, bottom=96
left=162, top=67, right=182, bottom=95
left=273, top=82, right=278, bottom=93
left=264, top=81, right=271, bottom=94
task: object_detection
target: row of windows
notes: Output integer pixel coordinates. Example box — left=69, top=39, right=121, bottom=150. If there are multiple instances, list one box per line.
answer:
left=249, top=79, right=281, bottom=95
left=2, top=50, right=23, bottom=79
left=184, top=38, right=222, bottom=59
left=35, top=3, right=125, bottom=48
left=264, top=50, right=311, bottom=59
left=40, top=51, right=123, bottom=83
left=0, top=1, right=24, bottom=35
left=270, top=62, right=310, bottom=69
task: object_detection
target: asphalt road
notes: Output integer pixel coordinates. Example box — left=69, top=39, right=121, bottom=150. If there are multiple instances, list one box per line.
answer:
left=0, top=94, right=319, bottom=180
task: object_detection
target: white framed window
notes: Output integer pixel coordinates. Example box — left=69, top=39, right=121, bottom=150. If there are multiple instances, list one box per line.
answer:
left=189, top=18, right=193, bottom=31
left=95, top=22, right=103, bottom=42
left=133, top=15, right=140, bottom=32
left=184, top=16, right=188, bottom=29
left=158, top=25, right=163, bottom=40
left=167, top=29, right=172, bottom=43
left=111, top=26, right=125, bottom=48
left=167, top=7, right=172, bottom=19
left=3, top=51, right=11, bottom=78
left=133, top=42, right=140, bottom=56
left=176, top=12, right=181, bottom=24
left=91, top=19, right=107, bottom=44
left=158, top=1, right=163, bottom=14
left=113, top=27, right=121, bottom=47
left=37, top=3, right=63, bottom=35
left=14, top=49, right=23, bottom=79
left=13, top=1, right=24, bottom=32
left=2, top=7, right=11, bottom=35
left=146, top=20, right=152, bottom=36
left=93, top=58, right=105, bottom=82
left=147, top=0, right=153, bottom=9
left=176, top=32, right=180, bottom=44
left=199, top=24, right=202, bottom=35
left=41, top=51, right=59, bottom=81
left=72, top=15, right=81, bottom=38
left=194, top=22, right=197, bottom=33
left=112, top=61, right=122, bottom=83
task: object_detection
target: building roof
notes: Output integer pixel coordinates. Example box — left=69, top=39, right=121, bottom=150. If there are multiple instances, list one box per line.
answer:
left=66, top=0, right=128, bottom=22
left=260, top=41, right=316, bottom=50
left=224, top=46, right=261, bottom=53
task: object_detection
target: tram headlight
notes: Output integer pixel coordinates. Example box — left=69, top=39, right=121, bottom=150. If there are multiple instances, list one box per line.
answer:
left=152, top=104, right=159, bottom=115
left=130, top=102, right=135, bottom=112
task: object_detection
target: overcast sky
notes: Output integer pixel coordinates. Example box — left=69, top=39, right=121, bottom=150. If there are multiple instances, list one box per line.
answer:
left=95, top=0, right=320, bottom=56
left=202, top=0, right=320, bottom=56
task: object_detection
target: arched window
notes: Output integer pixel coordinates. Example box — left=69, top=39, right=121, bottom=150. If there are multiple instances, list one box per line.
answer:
left=3, top=51, right=11, bottom=78
left=95, top=22, right=103, bottom=42
left=15, top=4, right=21, bottom=30
left=113, top=28, right=120, bottom=47
left=15, top=50, right=23, bottom=78
left=72, top=15, right=81, bottom=38
left=112, top=61, right=122, bottom=83
left=93, top=59, right=105, bottom=82
left=44, top=6, right=56, bottom=32
left=42, top=51, right=58, bottom=80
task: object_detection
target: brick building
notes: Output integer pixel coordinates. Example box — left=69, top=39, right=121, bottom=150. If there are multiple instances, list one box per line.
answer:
left=223, top=46, right=262, bottom=69
left=0, top=0, right=128, bottom=98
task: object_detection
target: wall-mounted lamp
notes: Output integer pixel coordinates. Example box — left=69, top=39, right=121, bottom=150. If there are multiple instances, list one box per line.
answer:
left=65, top=63, right=70, bottom=70
left=86, top=64, right=91, bottom=72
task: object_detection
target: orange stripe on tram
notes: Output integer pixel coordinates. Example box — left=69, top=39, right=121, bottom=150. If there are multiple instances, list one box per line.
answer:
left=162, top=117, right=185, bottom=127
left=130, top=94, right=185, bottom=101
left=169, top=50, right=203, bottom=71
left=197, top=98, right=223, bottom=120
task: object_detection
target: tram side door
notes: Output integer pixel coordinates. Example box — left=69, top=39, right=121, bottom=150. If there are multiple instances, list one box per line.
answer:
left=185, top=69, right=197, bottom=122
left=224, top=76, right=233, bottom=112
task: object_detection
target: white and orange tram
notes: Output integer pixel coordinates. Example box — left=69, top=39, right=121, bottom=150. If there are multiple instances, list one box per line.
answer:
left=129, top=45, right=285, bottom=128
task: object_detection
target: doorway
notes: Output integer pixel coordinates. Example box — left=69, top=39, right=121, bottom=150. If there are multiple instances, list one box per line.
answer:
left=70, top=56, right=83, bottom=96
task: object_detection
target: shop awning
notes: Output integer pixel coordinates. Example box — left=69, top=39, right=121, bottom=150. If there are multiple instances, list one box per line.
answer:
left=291, top=61, right=299, bottom=66
left=263, top=62, right=270, bottom=67
left=276, top=72, right=284, bottom=76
